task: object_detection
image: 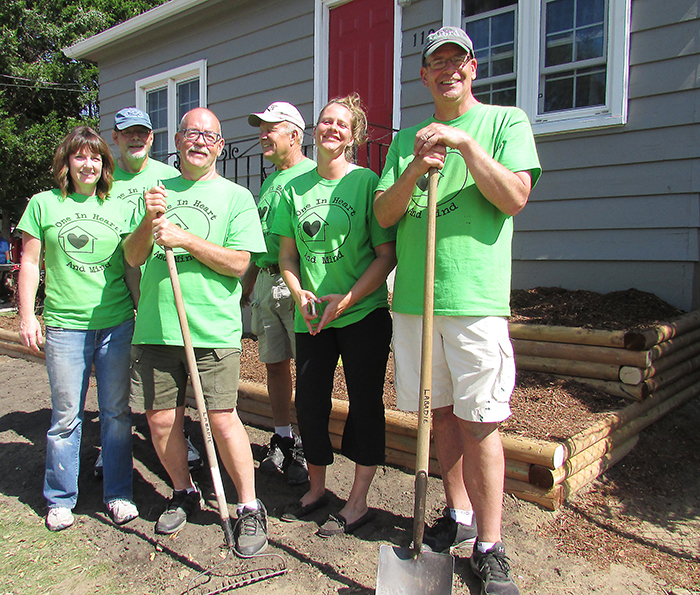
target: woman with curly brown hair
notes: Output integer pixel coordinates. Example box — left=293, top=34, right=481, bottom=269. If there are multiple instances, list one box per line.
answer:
left=273, top=94, right=397, bottom=537
left=18, top=126, right=138, bottom=531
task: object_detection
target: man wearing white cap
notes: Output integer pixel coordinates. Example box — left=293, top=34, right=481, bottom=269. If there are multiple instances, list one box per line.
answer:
left=241, top=102, right=314, bottom=485
left=375, top=26, right=541, bottom=595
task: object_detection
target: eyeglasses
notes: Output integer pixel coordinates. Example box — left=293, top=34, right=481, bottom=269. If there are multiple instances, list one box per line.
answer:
left=118, top=128, right=151, bottom=138
left=426, top=55, right=472, bottom=71
left=180, top=128, right=222, bottom=145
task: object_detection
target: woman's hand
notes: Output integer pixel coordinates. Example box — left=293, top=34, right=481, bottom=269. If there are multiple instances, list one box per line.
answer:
left=295, top=290, right=322, bottom=335
left=313, top=293, right=351, bottom=334
left=19, top=313, right=43, bottom=353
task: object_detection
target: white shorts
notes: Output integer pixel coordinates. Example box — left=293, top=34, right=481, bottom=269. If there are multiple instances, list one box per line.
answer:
left=392, top=313, right=515, bottom=423
left=251, top=271, right=295, bottom=364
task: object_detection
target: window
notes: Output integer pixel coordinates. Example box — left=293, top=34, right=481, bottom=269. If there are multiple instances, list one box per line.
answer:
left=136, top=60, right=207, bottom=164
left=457, top=0, right=629, bottom=134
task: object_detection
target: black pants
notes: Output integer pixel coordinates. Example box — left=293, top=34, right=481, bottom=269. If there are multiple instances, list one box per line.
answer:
left=295, top=308, right=392, bottom=467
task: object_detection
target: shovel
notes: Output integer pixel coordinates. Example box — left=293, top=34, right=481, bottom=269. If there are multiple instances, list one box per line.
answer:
left=163, top=247, right=286, bottom=594
left=376, top=169, right=454, bottom=594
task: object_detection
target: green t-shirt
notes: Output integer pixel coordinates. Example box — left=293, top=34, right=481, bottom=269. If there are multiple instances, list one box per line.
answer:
left=111, top=159, right=179, bottom=211
left=376, top=103, right=542, bottom=317
left=253, top=157, right=316, bottom=269
left=272, top=166, right=397, bottom=333
left=17, top=189, right=134, bottom=329
left=130, top=175, right=266, bottom=349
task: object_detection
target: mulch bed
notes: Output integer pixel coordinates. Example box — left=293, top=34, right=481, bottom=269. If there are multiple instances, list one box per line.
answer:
left=1, top=286, right=687, bottom=443
left=240, top=286, right=685, bottom=443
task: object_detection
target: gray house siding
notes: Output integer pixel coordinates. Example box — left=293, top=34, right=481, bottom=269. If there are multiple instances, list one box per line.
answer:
left=93, top=0, right=315, bottom=184
left=70, top=0, right=700, bottom=311
left=394, top=0, right=700, bottom=311
left=513, top=0, right=700, bottom=311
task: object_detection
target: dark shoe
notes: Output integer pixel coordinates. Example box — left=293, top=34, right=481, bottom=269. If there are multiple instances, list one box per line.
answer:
left=259, top=434, right=285, bottom=475
left=155, top=489, right=201, bottom=535
left=233, top=500, right=268, bottom=557
left=281, top=494, right=329, bottom=522
left=423, top=508, right=478, bottom=553
left=260, top=433, right=309, bottom=485
left=470, top=541, right=520, bottom=595
left=281, top=434, right=309, bottom=485
left=317, top=510, right=373, bottom=538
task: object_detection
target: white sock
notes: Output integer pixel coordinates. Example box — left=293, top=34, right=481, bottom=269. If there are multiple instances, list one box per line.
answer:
left=237, top=499, right=259, bottom=514
left=451, top=508, right=474, bottom=525
left=275, top=425, right=293, bottom=439
left=477, top=541, right=497, bottom=553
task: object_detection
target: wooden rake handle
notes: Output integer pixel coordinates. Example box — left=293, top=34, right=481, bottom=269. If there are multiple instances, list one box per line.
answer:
left=164, top=247, right=235, bottom=548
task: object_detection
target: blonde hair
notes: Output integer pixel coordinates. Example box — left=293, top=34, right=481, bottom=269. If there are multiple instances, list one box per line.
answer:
left=53, top=126, right=114, bottom=200
left=318, top=92, right=368, bottom=163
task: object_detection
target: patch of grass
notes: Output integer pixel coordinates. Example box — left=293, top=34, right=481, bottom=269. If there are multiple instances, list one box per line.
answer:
left=0, top=499, right=120, bottom=595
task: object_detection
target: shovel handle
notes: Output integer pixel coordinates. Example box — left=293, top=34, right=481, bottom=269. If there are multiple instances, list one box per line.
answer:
left=165, top=247, right=235, bottom=548
left=412, top=168, right=439, bottom=554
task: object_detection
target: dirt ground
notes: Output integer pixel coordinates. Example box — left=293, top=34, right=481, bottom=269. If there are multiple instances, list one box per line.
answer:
left=1, top=287, right=699, bottom=594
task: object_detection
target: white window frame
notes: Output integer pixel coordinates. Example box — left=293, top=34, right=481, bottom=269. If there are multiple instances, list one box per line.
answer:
left=135, top=60, right=208, bottom=163
left=447, top=0, right=630, bottom=135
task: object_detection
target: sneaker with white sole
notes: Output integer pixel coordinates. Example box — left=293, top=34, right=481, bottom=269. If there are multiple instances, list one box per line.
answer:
left=233, top=500, right=268, bottom=557
left=423, top=508, right=478, bottom=553
left=46, top=507, right=74, bottom=531
left=470, top=541, right=520, bottom=595
left=108, top=499, right=139, bottom=525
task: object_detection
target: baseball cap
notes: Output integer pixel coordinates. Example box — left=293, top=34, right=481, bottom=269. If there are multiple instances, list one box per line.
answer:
left=422, top=26, right=474, bottom=60
left=114, top=107, right=152, bottom=131
left=248, top=102, right=305, bottom=130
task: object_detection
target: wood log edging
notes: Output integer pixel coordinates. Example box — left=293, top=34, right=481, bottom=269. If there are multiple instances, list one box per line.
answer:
left=0, top=324, right=696, bottom=511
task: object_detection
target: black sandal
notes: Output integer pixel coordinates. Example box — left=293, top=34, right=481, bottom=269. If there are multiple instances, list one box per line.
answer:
left=281, top=494, right=329, bottom=522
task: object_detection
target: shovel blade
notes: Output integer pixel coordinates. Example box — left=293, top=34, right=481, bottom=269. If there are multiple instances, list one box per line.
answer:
left=376, top=545, right=454, bottom=595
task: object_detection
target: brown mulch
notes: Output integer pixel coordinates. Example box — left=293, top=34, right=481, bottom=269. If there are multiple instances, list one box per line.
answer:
left=510, top=286, right=685, bottom=330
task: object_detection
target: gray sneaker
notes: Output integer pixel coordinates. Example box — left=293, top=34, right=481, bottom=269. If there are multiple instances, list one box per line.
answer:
left=155, top=489, right=201, bottom=535
left=470, top=541, right=520, bottom=595
left=233, top=500, right=268, bottom=557
left=423, top=508, right=478, bottom=553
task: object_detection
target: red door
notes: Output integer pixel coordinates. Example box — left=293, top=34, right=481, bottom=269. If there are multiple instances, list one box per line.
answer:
left=328, top=0, right=394, bottom=174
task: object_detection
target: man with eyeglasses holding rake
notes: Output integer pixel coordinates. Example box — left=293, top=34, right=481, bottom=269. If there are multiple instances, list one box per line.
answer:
left=374, top=27, right=541, bottom=595
left=123, top=108, right=268, bottom=556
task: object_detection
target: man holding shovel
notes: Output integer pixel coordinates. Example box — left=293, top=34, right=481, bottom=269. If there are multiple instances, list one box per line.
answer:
left=123, top=108, right=268, bottom=557
left=374, top=27, right=541, bottom=595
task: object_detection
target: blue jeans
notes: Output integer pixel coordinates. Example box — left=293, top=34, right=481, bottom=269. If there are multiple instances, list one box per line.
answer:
left=44, top=318, right=134, bottom=509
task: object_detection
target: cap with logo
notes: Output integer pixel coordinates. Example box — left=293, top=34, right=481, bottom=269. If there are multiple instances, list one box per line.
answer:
left=422, top=26, right=474, bottom=60
left=248, top=102, right=305, bottom=130
left=114, top=107, right=152, bottom=131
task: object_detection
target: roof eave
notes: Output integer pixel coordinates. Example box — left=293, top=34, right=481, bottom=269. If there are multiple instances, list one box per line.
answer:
left=63, top=0, right=211, bottom=60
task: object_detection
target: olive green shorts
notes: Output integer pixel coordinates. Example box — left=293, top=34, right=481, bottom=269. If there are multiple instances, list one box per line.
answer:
left=130, top=344, right=240, bottom=411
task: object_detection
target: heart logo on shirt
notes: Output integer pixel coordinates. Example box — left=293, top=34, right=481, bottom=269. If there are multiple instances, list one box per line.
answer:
left=303, top=220, right=321, bottom=237
left=259, top=206, right=268, bottom=220
left=68, top=233, right=89, bottom=249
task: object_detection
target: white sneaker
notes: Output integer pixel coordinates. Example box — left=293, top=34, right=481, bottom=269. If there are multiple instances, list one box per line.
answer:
left=46, top=507, right=74, bottom=531
left=108, top=499, right=139, bottom=525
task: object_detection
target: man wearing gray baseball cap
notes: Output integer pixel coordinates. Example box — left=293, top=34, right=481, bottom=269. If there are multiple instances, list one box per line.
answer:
left=91, top=108, right=201, bottom=477
left=242, top=102, right=314, bottom=485
left=375, top=26, right=541, bottom=595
